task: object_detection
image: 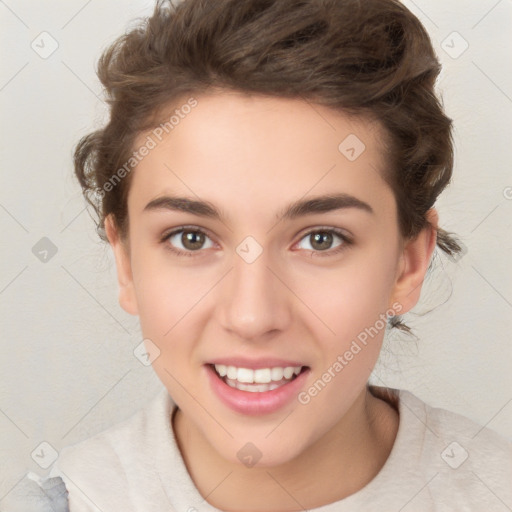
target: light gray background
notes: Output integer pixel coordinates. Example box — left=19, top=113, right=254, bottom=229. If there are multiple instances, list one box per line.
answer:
left=1, top=0, right=511, bottom=496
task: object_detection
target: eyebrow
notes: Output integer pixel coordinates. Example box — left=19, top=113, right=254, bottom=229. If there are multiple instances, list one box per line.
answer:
left=143, top=193, right=374, bottom=221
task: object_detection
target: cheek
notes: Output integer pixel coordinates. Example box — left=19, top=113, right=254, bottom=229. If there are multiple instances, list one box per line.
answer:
left=298, top=252, right=398, bottom=342
left=130, top=249, right=204, bottom=341
left=293, top=260, right=397, bottom=423
left=132, top=238, right=399, bottom=340
left=131, top=256, right=209, bottom=397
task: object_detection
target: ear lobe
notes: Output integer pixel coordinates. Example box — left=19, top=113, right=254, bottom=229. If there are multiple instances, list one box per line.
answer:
left=105, top=215, right=139, bottom=316
left=390, top=209, right=438, bottom=314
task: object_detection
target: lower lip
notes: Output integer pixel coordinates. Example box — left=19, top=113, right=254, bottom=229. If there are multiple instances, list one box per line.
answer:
left=205, top=364, right=309, bottom=416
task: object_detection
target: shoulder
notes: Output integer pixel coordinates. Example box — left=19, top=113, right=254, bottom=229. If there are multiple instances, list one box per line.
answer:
left=49, top=388, right=174, bottom=511
left=364, top=386, right=512, bottom=511
left=0, top=473, right=69, bottom=512
left=398, top=387, right=512, bottom=459
left=397, top=387, right=512, bottom=508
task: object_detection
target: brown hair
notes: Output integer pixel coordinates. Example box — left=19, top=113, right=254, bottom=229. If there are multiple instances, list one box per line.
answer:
left=74, top=0, right=461, bottom=331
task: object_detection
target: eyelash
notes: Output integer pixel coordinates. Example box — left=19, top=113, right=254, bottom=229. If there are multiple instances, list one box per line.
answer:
left=159, top=225, right=353, bottom=258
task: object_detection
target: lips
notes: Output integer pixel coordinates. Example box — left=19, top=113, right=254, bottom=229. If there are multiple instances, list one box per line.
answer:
left=207, top=357, right=307, bottom=370
left=204, top=361, right=310, bottom=415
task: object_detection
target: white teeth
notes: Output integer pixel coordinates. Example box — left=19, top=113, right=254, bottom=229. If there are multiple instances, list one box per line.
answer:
left=283, top=367, right=294, bottom=379
left=254, top=368, right=272, bottom=383
left=216, top=364, right=227, bottom=377
left=226, top=366, right=237, bottom=380
left=271, top=367, right=284, bottom=381
left=234, top=382, right=280, bottom=392
left=214, top=364, right=303, bottom=385
left=237, top=368, right=254, bottom=383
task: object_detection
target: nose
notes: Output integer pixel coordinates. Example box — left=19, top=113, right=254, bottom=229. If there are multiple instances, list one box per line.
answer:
left=218, top=248, right=292, bottom=342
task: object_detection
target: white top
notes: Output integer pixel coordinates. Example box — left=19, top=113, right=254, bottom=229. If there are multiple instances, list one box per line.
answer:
left=40, top=386, right=511, bottom=512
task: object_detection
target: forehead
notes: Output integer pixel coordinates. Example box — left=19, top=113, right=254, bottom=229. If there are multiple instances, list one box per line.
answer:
left=129, top=92, right=394, bottom=223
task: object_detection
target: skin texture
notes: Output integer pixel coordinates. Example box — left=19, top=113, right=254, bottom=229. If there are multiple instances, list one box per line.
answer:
left=106, top=91, right=438, bottom=511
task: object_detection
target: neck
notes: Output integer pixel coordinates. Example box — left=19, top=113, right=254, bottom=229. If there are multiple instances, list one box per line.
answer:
left=172, top=385, right=399, bottom=512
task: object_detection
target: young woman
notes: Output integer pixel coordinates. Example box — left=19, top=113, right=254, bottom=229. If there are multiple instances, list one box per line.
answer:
left=5, top=0, right=511, bottom=510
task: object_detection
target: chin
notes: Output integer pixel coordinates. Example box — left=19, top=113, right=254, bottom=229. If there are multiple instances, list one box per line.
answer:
left=212, top=432, right=313, bottom=470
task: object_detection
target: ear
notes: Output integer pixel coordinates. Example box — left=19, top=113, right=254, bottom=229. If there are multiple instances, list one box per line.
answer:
left=390, top=209, right=438, bottom=314
left=105, top=214, right=139, bottom=316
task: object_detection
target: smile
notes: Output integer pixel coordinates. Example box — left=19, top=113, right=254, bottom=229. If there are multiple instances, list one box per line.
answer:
left=206, top=362, right=310, bottom=415
left=213, top=364, right=304, bottom=392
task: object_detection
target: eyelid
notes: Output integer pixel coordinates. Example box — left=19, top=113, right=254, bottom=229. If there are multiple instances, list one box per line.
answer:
left=297, top=225, right=353, bottom=242
left=293, top=226, right=353, bottom=257
left=159, top=225, right=219, bottom=253
left=160, top=225, right=353, bottom=257
left=160, top=224, right=215, bottom=240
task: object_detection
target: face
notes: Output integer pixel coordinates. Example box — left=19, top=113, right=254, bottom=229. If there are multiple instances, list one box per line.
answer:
left=107, top=91, right=435, bottom=467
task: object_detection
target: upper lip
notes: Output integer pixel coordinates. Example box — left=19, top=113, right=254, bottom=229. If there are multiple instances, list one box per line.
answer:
left=206, top=357, right=307, bottom=369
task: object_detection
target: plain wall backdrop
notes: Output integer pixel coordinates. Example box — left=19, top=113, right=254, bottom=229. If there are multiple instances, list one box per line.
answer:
left=1, top=0, right=511, bottom=495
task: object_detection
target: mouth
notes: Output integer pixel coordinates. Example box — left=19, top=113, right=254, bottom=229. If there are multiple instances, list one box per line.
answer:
left=210, top=363, right=309, bottom=393
left=205, top=361, right=310, bottom=415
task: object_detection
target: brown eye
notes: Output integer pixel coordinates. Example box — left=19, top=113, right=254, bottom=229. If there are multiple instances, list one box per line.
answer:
left=296, top=228, right=352, bottom=256
left=163, top=228, right=214, bottom=255
left=310, top=232, right=334, bottom=251
left=181, top=230, right=206, bottom=250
